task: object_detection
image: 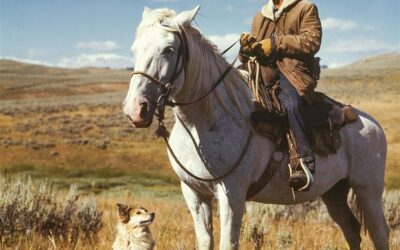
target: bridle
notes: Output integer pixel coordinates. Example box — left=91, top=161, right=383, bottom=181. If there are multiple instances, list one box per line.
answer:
left=131, top=23, right=239, bottom=116
left=131, top=23, right=189, bottom=114
left=129, top=22, right=250, bottom=183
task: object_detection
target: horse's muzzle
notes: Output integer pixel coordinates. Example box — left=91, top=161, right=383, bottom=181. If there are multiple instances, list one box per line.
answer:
left=126, top=115, right=152, bottom=128
left=125, top=98, right=154, bottom=128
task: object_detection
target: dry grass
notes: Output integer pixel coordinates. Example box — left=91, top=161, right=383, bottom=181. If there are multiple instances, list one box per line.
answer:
left=1, top=178, right=399, bottom=249
left=0, top=175, right=102, bottom=249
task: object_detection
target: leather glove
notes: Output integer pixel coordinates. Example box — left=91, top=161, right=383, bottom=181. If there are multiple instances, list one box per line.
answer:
left=251, top=39, right=272, bottom=58
left=240, top=33, right=257, bottom=55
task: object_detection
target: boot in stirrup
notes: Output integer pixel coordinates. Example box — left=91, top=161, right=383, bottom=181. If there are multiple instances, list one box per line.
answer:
left=288, top=156, right=315, bottom=192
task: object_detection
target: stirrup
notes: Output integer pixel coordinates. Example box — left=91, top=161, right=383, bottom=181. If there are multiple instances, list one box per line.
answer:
left=287, top=158, right=314, bottom=192
left=297, top=158, right=314, bottom=191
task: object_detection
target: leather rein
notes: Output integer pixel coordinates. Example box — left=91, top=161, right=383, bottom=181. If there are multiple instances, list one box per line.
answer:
left=130, top=24, right=251, bottom=182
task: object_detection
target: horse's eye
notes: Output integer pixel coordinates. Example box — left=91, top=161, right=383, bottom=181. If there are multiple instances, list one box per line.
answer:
left=162, top=46, right=175, bottom=55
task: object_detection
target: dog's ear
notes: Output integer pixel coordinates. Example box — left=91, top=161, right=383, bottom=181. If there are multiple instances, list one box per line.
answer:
left=116, top=203, right=131, bottom=223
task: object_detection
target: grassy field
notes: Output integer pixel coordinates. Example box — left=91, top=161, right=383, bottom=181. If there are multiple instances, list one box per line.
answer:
left=0, top=53, right=399, bottom=249
left=1, top=177, right=399, bottom=250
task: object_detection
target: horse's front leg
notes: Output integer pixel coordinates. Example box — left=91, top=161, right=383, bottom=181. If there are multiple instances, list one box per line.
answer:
left=181, top=182, right=214, bottom=250
left=217, top=183, right=246, bottom=250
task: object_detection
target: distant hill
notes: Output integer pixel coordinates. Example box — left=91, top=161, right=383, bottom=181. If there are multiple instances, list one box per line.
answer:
left=344, top=52, right=400, bottom=70
left=0, top=59, right=129, bottom=75
left=0, top=59, right=130, bottom=101
left=324, top=53, right=399, bottom=72
left=0, top=52, right=398, bottom=105
left=322, top=52, right=400, bottom=75
left=318, top=53, right=399, bottom=101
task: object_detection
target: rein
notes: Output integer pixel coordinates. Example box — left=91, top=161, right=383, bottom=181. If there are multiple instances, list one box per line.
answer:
left=171, top=54, right=239, bottom=107
left=130, top=24, right=249, bottom=182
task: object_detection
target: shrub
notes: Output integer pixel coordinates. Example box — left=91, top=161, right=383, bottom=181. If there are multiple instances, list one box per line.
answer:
left=383, top=190, right=400, bottom=229
left=276, top=230, right=293, bottom=249
left=0, top=175, right=102, bottom=247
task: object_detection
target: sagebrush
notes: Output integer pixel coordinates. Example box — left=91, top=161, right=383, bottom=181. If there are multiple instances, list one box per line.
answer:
left=0, top=175, right=102, bottom=248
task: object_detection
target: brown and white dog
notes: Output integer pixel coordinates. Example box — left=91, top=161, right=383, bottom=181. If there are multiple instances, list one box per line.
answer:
left=112, top=203, right=155, bottom=250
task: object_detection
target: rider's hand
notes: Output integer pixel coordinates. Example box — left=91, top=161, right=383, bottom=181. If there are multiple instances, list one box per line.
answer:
left=251, top=39, right=272, bottom=58
left=240, top=33, right=257, bottom=55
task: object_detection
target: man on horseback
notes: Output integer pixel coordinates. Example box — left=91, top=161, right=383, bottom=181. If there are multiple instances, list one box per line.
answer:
left=239, top=0, right=322, bottom=191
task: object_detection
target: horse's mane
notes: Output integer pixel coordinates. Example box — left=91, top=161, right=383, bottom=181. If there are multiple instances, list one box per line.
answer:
left=136, top=9, right=254, bottom=127
left=136, top=8, right=177, bottom=38
left=183, top=26, right=254, bottom=126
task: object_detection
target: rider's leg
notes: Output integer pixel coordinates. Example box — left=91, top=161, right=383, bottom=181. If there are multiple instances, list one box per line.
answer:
left=277, top=73, right=314, bottom=161
left=277, top=73, right=315, bottom=190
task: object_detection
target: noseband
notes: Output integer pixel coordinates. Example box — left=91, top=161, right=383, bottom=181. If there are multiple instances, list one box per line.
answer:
left=131, top=23, right=189, bottom=111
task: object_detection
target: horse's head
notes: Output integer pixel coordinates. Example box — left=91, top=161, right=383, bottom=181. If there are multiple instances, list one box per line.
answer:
left=123, top=6, right=200, bottom=128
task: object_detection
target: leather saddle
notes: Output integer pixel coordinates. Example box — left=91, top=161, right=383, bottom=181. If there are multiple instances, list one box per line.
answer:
left=250, top=92, right=358, bottom=156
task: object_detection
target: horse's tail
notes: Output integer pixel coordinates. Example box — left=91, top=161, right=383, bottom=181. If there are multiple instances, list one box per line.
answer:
left=350, top=189, right=367, bottom=235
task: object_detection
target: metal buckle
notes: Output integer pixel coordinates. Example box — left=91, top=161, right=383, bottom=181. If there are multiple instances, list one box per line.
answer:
left=157, top=94, right=167, bottom=111
left=165, top=83, right=176, bottom=95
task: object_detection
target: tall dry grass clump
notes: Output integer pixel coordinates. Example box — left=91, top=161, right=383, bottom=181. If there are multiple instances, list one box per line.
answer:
left=0, top=175, right=102, bottom=248
left=242, top=192, right=400, bottom=249
left=383, top=190, right=400, bottom=229
left=244, top=191, right=400, bottom=230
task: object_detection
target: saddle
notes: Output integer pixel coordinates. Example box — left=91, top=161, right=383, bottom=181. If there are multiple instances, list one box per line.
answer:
left=250, top=92, right=358, bottom=157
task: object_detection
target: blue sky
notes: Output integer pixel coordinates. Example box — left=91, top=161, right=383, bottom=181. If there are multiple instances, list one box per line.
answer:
left=1, top=0, right=399, bottom=68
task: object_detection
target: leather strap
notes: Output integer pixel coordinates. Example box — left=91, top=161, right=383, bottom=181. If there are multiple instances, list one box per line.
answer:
left=131, top=71, right=168, bottom=90
left=246, top=154, right=284, bottom=199
left=170, top=54, right=239, bottom=107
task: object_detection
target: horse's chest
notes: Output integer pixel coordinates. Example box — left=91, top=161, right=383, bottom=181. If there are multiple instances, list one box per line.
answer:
left=168, top=120, right=248, bottom=187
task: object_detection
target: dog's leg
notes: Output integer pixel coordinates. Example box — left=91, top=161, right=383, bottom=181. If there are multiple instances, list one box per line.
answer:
left=181, top=182, right=214, bottom=250
left=217, top=184, right=246, bottom=250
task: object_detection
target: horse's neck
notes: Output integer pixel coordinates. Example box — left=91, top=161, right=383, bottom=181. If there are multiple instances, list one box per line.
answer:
left=173, top=102, right=216, bottom=132
left=173, top=79, right=249, bottom=132
left=172, top=34, right=254, bottom=131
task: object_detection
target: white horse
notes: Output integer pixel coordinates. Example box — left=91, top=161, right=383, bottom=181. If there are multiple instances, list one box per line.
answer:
left=123, top=6, right=389, bottom=250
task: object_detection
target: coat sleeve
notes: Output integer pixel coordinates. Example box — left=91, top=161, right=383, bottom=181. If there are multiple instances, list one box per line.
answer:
left=274, top=3, right=322, bottom=57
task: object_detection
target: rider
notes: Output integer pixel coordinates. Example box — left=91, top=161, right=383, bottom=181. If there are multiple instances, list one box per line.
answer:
left=239, top=0, right=322, bottom=191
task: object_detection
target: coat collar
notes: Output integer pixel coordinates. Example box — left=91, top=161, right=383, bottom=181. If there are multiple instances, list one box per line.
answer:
left=261, top=0, right=300, bottom=21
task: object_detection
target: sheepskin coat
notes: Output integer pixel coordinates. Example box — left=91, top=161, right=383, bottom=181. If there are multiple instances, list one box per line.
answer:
left=250, top=0, right=322, bottom=99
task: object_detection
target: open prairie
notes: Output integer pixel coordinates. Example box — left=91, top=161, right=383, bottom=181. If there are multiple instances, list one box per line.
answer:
left=0, top=53, right=399, bottom=249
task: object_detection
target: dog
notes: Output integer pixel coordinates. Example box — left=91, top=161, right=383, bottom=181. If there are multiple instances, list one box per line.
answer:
left=112, top=203, right=155, bottom=250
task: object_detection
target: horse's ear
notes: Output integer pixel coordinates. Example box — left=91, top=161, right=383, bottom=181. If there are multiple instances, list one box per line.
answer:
left=142, top=6, right=152, bottom=19
left=174, top=5, right=200, bottom=26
